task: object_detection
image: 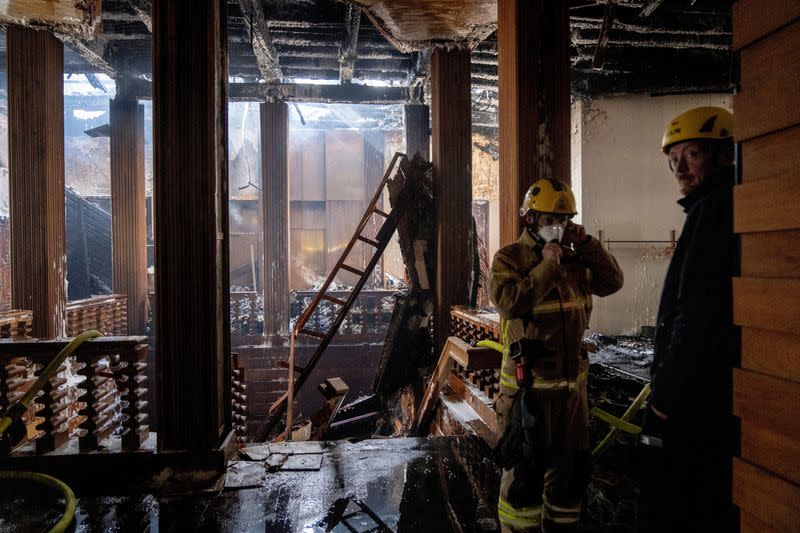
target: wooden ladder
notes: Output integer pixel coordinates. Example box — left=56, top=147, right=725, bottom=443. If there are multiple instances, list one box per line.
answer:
left=256, top=152, right=412, bottom=441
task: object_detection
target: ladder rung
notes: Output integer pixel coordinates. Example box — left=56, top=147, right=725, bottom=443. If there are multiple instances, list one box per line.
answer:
left=276, top=360, right=306, bottom=374
left=373, top=208, right=390, bottom=218
left=299, top=328, right=326, bottom=339
left=340, top=264, right=365, bottom=276
left=357, top=234, right=380, bottom=247
left=321, top=294, right=347, bottom=306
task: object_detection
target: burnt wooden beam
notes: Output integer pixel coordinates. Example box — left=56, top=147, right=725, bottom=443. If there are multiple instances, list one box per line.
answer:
left=639, top=0, right=664, bottom=19
left=499, top=0, right=571, bottom=246
left=8, top=27, right=67, bottom=339
left=127, top=0, right=152, bottom=32
left=405, top=103, right=430, bottom=161
left=339, top=4, right=361, bottom=83
left=153, top=0, right=230, bottom=451
left=408, top=48, right=433, bottom=102
left=237, top=0, right=283, bottom=82
left=431, top=48, right=472, bottom=354
left=261, top=102, right=289, bottom=336
left=119, top=78, right=409, bottom=103
left=58, top=34, right=115, bottom=76
left=592, top=0, right=616, bottom=70
left=110, top=97, right=148, bottom=335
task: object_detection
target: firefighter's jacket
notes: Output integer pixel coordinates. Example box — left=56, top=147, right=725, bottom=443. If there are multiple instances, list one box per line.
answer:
left=489, top=230, right=623, bottom=450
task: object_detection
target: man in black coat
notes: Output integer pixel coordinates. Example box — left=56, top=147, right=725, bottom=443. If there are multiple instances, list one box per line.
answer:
left=638, top=106, right=740, bottom=532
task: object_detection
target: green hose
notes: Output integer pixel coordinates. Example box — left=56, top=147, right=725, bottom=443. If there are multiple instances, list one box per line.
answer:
left=0, top=329, right=102, bottom=533
left=0, top=470, right=76, bottom=533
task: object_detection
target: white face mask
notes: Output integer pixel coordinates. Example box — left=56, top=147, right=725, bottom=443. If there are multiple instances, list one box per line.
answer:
left=537, top=225, right=564, bottom=243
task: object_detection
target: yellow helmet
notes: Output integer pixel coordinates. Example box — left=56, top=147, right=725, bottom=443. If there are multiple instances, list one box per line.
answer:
left=661, top=106, right=733, bottom=153
left=519, top=179, right=577, bottom=217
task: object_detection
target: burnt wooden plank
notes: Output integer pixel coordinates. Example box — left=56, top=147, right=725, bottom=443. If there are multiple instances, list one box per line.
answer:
left=741, top=419, right=800, bottom=486
left=431, top=48, right=473, bottom=353
left=733, top=458, right=800, bottom=532
left=8, top=27, right=67, bottom=339
left=733, top=277, right=800, bottom=333
left=498, top=0, right=570, bottom=245
left=742, top=327, right=800, bottom=383
left=736, top=21, right=800, bottom=141
left=734, top=177, right=800, bottom=233
left=734, top=369, right=800, bottom=441
left=741, top=125, right=800, bottom=182
left=111, top=98, right=148, bottom=335
left=153, top=0, right=230, bottom=451
left=261, top=102, right=290, bottom=335
left=733, top=0, right=800, bottom=51
left=405, top=103, right=430, bottom=161
left=741, top=231, right=800, bottom=278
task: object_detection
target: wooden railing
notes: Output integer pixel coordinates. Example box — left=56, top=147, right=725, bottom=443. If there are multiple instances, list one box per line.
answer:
left=66, top=294, right=128, bottom=337
left=0, top=336, right=150, bottom=455
left=230, top=352, right=247, bottom=444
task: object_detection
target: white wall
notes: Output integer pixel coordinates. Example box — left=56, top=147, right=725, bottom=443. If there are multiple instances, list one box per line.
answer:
left=580, top=93, right=732, bottom=335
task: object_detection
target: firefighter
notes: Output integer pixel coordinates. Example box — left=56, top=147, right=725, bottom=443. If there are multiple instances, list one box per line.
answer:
left=638, top=106, right=739, bottom=532
left=489, top=178, right=623, bottom=532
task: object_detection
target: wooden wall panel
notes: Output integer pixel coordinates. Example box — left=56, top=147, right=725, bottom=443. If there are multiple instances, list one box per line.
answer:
left=110, top=98, right=148, bottom=335
left=741, top=231, right=800, bottom=278
left=741, top=419, right=800, bottom=485
left=431, top=48, right=472, bottom=353
left=405, top=103, right=430, bottom=161
left=742, top=327, right=800, bottom=383
left=741, top=125, right=800, bottom=182
left=733, top=0, right=800, bottom=50
left=8, top=27, right=66, bottom=339
left=261, top=102, right=289, bottom=335
left=733, top=277, right=800, bottom=333
left=735, top=21, right=800, bottom=141
left=733, top=369, right=800, bottom=441
left=734, top=176, right=800, bottom=233
left=325, top=130, right=364, bottom=201
left=153, top=0, right=230, bottom=451
left=733, top=458, right=800, bottom=532
left=498, top=0, right=570, bottom=245
left=740, top=511, right=782, bottom=533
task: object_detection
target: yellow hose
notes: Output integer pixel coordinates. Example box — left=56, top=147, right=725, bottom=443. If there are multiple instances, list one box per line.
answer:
left=0, top=330, right=102, bottom=533
left=476, top=339, right=504, bottom=354
left=0, top=470, right=76, bottom=533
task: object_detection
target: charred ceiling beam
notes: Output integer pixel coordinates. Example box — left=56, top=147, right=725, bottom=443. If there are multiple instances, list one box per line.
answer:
left=237, top=0, right=283, bottom=83
left=592, top=0, right=616, bottom=70
left=639, top=0, right=664, bottom=19
left=339, top=4, right=361, bottom=83
left=59, top=35, right=115, bottom=76
left=126, top=0, right=152, bottom=32
left=120, top=78, right=408, bottom=103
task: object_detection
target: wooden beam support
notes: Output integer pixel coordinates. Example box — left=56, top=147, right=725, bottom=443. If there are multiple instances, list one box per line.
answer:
left=110, top=97, right=147, bottom=335
left=498, top=0, right=571, bottom=246
left=153, top=0, right=230, bottom=451
left=339, top=4, right=361, bottom=83
left=8, top=27, right=66, bottom=339
left=261, top=102, right=289, bottom=336
left=408, top=48, right=433, bottom=102
left=431, top=48, right=472, bottom=353
left=237, top=0, right=283, bottom=82
left=592, top=0, right=617, bottom=70
left=405, top=103, right=430, bottom=161
left=57, top=35, right=115, bottom=76
left=127, top=0, right=152, bottom=32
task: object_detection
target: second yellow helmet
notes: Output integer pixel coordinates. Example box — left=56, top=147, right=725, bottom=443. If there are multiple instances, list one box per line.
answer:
left=661, top=106, right=733, bottom=153
left=519, top=179, right=577, bottom=217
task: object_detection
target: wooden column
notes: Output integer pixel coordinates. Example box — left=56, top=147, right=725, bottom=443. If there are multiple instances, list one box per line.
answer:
left=498, top=0, right=571, bottom=245
left=731, top=2, right=800, bottom=529
left=153, top=0, right=230, bottom=451
left=405, top=103, right=430, bottom=161
left=8, top=27, right=66, bottom=339
left=110, top=96, right=148, bottom=335
left=260, top=102, right=289, bottom=336
left=364, top=130, right=385, bottom=287
left=431, top=48, right=472, bottom=353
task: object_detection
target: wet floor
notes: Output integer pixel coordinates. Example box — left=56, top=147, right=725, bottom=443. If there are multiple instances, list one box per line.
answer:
left=0, top=437, right=499, bottom=533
